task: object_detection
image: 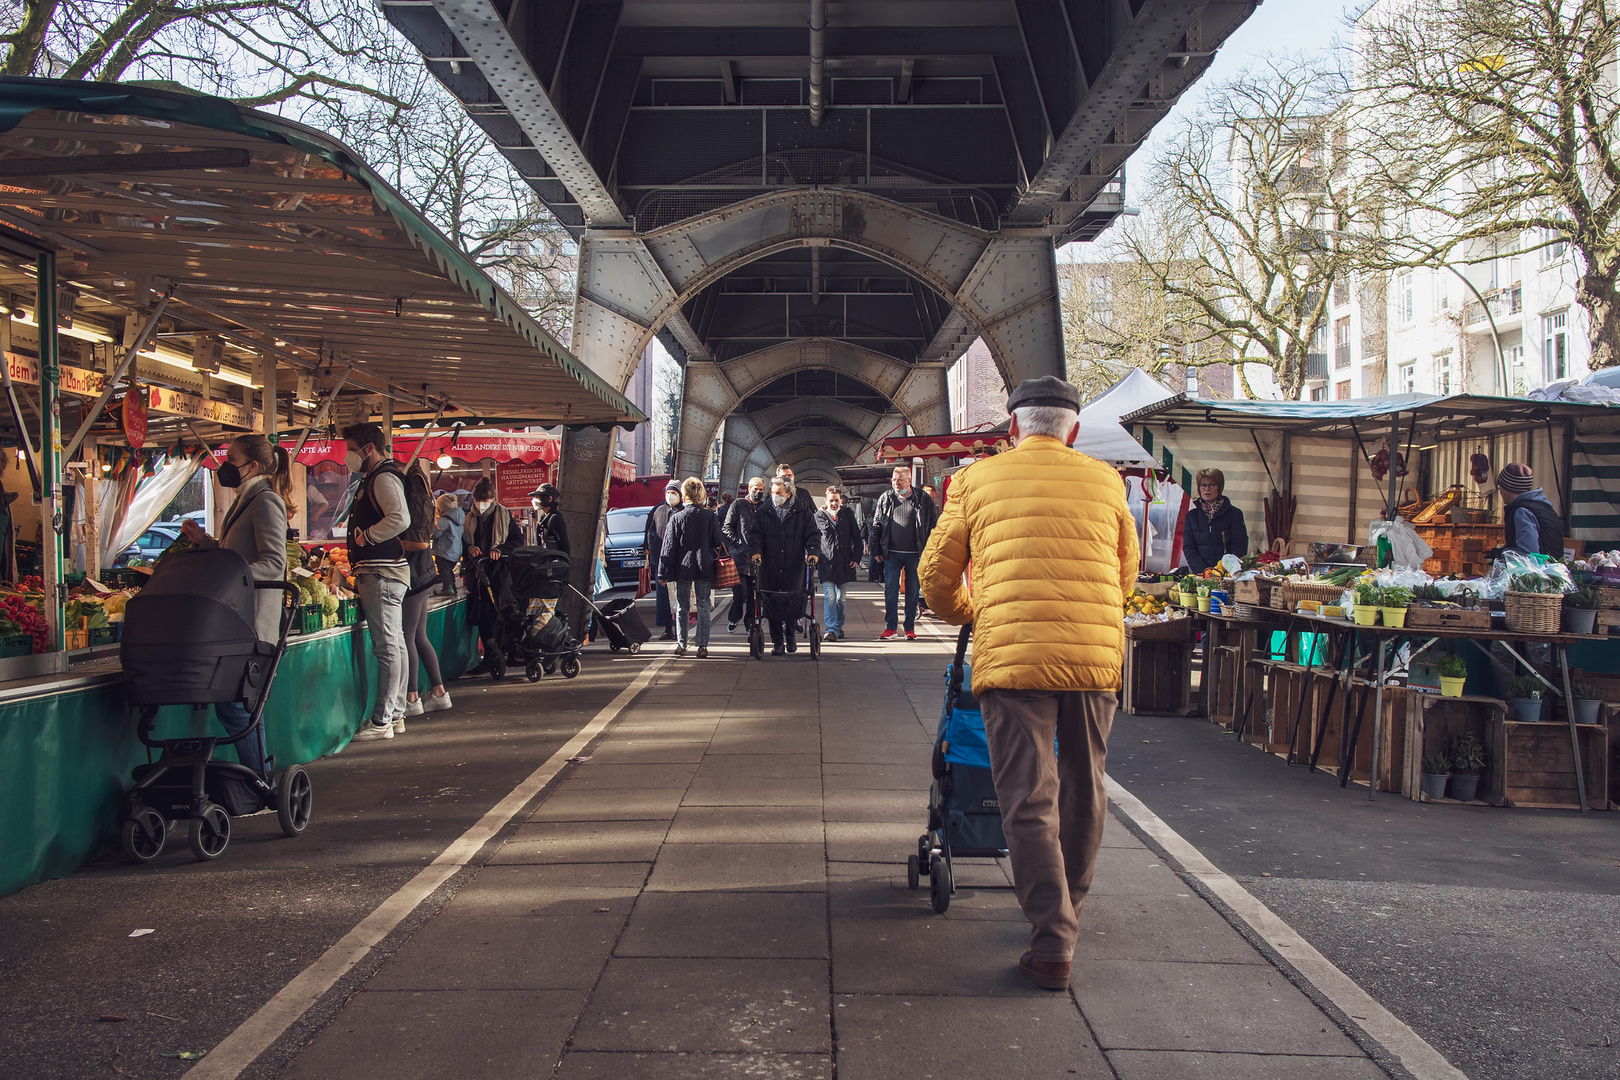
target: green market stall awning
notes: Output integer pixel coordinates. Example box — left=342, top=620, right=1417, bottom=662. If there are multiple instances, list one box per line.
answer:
left=0, top=77, right=643, bottom=428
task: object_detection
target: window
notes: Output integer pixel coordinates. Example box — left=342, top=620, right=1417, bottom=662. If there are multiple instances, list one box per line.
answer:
left=1542, top=311, right=1568, bottom=381
left=1434, top=271, right=1451, bottom=311
left=1186, top=367, right=1199, bottom=395
left=1435, top=352, right=1453, bottom=394
left=1539, top=227, right=1568, bottom=266
left=1310, top=386, right=1328, bottom=401
left=1334, top=316, right=1351, bottom=369
left=1398, top=361, right=1417, bottom=393
left=1399, top=272, right=1415, bottom=324
left=1505, top=343, right=1527, bottom=395
left=1335, top=380, right=1351, bottom=400
left=1332, top=277, right=1349, bottom=308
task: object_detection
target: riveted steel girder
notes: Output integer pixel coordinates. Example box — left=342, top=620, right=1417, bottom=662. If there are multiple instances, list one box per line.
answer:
left=764, top=426, right=868, bottom=465
left=891, top=365, right=952, bottom=438
left=747, top=397, right=887, bottom=444
left=429, top=0, right=627, bottom=226
left=955, top=237, right=1065, bottom=384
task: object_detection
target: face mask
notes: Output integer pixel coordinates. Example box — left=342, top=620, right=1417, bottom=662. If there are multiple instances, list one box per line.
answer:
left=531, top=499, right=543, bottom=513
left=666, top=491, right=681, bottom=505
left=749, top=490, right=764, bottom=503
left=780, top=477, right=795, bottom=491
left=475, top=500, right=493, bottom=514
left=345, top=450, right=363, bottom=471
left=217, top=461, right=243, bottom=488
left=771, top=492, right=787, bottom=507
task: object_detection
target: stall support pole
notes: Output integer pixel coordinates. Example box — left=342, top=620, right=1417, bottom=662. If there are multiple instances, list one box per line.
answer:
left=1367, top=636, right=1385, bottom=801
left=1557, top=643, right=1589, bottom=813
left=259, top=353, right=276, bottom=437
left=37, top=251, right=64, bottom=658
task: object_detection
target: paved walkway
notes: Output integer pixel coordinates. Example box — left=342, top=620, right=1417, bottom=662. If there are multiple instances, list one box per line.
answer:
left=278, top=583, right=1388, bottom=1080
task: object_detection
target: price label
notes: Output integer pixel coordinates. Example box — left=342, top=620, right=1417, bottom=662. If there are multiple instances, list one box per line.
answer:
left=291, top=566, right=314, bottom=579
left=85, top=578, right=111, bottom=594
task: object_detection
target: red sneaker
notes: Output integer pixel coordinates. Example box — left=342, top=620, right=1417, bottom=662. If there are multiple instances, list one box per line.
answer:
left=905, top=631, right=917, bottom=641
left=880, top=629, right=897, bottom=640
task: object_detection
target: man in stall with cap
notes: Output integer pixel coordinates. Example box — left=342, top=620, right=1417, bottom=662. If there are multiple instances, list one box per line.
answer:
left=920, top=375, right=1139, bottom=991
left=1497, top=462, right=1564, bottom=559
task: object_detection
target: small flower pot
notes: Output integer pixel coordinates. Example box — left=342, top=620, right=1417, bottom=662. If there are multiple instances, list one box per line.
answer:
left=1197, top=597, right=1210, bottom=613
left=1177, top=592, right=1196, bottom=608
left=1439, top=675, right=1466, bottom=698
left=1420, top=772, right=1450, bottom=800
left=1564, top=607, right=1598, bottom=635
left=1380, top=606, right=1408, bottom=629
left=1510, top=697, right=1544, bottom=723
left=1448, top=772, right=1481, bottom=801
left=1574, top=697, right=1602, bottom=724
left=1353, top=606, right=1379, bottom=626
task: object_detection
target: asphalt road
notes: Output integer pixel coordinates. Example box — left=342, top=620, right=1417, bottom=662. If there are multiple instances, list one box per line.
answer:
left=1108, top=710, right=1620, bottom=1080
left=0, top=642, right=656, bottom=1080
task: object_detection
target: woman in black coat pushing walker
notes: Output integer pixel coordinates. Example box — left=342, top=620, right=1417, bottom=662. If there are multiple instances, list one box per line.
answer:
left=747, top=477, right=819, bottom=655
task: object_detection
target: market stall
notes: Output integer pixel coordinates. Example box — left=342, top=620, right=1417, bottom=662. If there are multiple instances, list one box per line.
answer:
left=0, top=78, right=643, bottom=896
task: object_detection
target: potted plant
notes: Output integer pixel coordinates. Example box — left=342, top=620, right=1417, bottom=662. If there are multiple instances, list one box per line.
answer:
left=1448, top=731, right=1486, bottom=801
left=1379, top=585, right=1412, bottom=629
left=1177, top=576, right=1198, bottom=608
left=1506, top=675, right=1546, bottom=723
left=1564, top=587, right=1601, bottom=635
left=1419, top=753, right=1451, bottom=800
left=1571, top=682, right=1605, bottom=725
left=1437, top=653, right=1468, bottom=698
left=1196, top=581, right=1212, bottom=613
left=1352, top=581, right=1380, bottom=626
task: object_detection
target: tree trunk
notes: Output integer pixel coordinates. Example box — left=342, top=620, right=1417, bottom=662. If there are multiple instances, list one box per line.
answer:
left=1577, top=271, right=1618, bottom=371
left=3, top=0, right=59, bottom=76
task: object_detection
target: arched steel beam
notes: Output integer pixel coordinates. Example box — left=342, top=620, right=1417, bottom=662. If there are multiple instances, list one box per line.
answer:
left=763, top=426, right=868, bottom=463
left=746, top=397, right=887, bottom=444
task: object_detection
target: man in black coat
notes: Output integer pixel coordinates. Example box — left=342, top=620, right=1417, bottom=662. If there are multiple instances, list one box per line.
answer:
left=643, top=479, right=682, bottom=640
left=723, top=476, right=766, bottom=632
left=815, top=485, right=864, bottom=641
left=867, top=466, right=938, bottom=641
left=747, top=477, right=820, bottom=655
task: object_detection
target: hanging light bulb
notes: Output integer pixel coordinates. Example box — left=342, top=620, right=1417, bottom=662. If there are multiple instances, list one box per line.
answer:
left=436, top=453, right=452, bottom=468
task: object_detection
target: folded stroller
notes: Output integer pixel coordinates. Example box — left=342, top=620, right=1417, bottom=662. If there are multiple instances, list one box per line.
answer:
left=908, top=624, right=1013, bottom=913
left=118, top=546, right=307, bottom=863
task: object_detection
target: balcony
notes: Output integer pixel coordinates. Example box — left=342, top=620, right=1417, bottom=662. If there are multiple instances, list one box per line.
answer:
left=1463, top=286, right=1523, bottom=335
left=1306, top=352, right=1329, bottom=380
left=1335, top=343, right=1351, bottom=369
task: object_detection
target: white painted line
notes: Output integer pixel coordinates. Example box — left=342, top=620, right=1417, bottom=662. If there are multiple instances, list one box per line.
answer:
left=186, top=658, right=668, bottom=1080
left=1105, top=776, right=1469, bottom=1080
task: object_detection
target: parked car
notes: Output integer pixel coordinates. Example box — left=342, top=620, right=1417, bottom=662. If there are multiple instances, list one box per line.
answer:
left=601, top=505, right=653, bottom=589
left=113, top=523, right=181, bottom=567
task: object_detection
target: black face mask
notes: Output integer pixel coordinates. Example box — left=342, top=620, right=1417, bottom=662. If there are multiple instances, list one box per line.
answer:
left=217, top=461, right=243, bottom=488
left=749, top=491, right=765, bottom=503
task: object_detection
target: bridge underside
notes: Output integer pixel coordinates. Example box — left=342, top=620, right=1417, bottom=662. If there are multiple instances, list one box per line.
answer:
left=384, top=0, right=1256, bottom=604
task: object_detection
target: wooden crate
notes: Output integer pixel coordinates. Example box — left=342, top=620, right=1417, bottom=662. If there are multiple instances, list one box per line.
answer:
left=1312, top=677, right=1375, bottom=781
left=1396, top=693, right=1506, bottom=801
left=1488, top=720, right=1609, bottom=809
left=1122, top=638, right=1194, bottom=716
left=1234, top=578, right=1279, bottom=605
left=1126, top=617, right=1195, bottom=642
left=1209, top=645, right=1242, bottom=729
left=1406, top=604, right=1492, bottom=631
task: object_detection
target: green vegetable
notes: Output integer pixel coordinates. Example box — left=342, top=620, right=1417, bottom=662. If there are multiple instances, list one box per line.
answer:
left=1566, top=587, right=1601, bottom=610
left=1378, top=585, right=1413, bottom=608
left=1508, top=572, right=1563, bottom=594
left=1412, top=584, right=1446, bottom=602
left=1354, top=581, right=1380, bottom=606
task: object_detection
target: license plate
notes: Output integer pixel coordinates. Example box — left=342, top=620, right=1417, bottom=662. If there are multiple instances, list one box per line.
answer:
left=620, top=557, right=645, bottom=568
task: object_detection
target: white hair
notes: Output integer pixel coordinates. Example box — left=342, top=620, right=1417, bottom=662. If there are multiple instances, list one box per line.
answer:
left=1012, top=405, right=1079, bottom=439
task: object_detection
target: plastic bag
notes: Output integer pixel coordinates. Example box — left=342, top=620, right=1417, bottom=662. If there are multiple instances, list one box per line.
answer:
left=1480, top=551, right=1575, bottom=600
left=1366, top=518, right=1432, bottom=570
left=1219, top=553, right=1244, bottom=575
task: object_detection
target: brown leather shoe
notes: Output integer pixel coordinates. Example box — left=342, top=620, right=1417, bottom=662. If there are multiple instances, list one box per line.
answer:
left=1018, top=950, right=1071, bottom=991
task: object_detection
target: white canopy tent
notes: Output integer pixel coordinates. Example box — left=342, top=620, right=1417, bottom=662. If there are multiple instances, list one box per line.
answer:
left=1075, top=368, right=1172, bottom=469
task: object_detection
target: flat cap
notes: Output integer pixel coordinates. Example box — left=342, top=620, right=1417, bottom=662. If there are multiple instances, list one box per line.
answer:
left=1007, top=375, right=1081, bottom=413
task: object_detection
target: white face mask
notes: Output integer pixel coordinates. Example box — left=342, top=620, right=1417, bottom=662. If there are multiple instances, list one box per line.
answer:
left=475, top=500, right=493, bottom=514
left=665, top=491, right=681, bottom=505
left=771, top=492, right=788, bottom=507
left=345, top=450, right=363, bottom=471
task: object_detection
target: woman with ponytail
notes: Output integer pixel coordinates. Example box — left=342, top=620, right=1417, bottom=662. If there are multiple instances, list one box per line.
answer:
left=179, top=433, right=295, bottom=776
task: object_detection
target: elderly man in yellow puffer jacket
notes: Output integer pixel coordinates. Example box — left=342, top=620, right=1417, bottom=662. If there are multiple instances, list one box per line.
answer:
left=920, top=374, right=1139, bottom=992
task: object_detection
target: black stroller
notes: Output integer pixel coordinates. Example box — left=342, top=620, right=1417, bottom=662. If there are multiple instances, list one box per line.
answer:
left=475, top=547, right=584, bottom=682
left=747, top=563, right=821, bottom=661
left=117, top=546, right=308, bottom=863
left=908, top=625, right=1014, bottom=913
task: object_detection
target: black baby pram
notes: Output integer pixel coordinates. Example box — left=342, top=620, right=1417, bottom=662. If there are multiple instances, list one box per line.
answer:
left=907, top=624, right=1014, bottom=913
left=747, top=563, right=821, bottom=661
left=117, top=546, right=308, bottom=863
left=594, top=596, right=651, bottom=653
left=475, top=546, right=585, bottom=682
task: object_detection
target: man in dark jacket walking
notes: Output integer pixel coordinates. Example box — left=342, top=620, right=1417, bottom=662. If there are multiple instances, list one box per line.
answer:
left=644, top=479, right=682, bottom=640
left=747, top=477, right=819, bottom=655
left=868, top=465, right=937, bottom=641
left=724, top=476, right=766, bottom=632
left=815, top=485, right=863, bottom=641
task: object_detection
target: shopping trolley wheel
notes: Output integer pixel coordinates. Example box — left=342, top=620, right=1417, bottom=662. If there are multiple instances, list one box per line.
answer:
left=188, top=805, right=230, bottom=861
left=561, top=656, right=581, bottom=679
left=809, top=622, right=821, bottom=661
left=748, top=623, right=764, bottom=660
left=526, top=662, right=542, bottom=682
left=929, top=855, right=952, bottom=914
left=120, top=808, right=167, bottom=864
left=275, top=764, right=313, bottom=837
left=907, top=854, right=921, bottom=890
left=629, top=640, right=642, bottom=654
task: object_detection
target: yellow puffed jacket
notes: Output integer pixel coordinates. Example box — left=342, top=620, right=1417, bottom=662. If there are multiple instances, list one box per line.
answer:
left=919, top=434, right=1140, bottom=695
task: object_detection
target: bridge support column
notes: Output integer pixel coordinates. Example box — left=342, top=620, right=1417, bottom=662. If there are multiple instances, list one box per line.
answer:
left=958, top=238, right=1066, bottom=386
left=720, top=413, right=764, bottom=493
left=674, top=362, right=737, bottom=478
left=893, top=364, right=952, bottom=436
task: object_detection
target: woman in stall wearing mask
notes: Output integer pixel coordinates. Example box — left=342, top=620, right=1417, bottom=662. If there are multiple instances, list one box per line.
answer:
left=461, top=478, right=522, bottom=675
left=179, top=434, right=296, bottom=777
left=643, top=479, right=683, bottom=642
left=722, top=476, right=767, bottom=633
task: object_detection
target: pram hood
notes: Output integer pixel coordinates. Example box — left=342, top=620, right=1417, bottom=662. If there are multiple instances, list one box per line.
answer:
left=937, top=662, right=990, bottom=769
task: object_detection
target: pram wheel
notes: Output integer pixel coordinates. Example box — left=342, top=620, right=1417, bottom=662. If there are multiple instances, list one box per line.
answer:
left=275, top=764, right=313, bottom=837
left=188, top=804, right=230, bottom=861
left=489, top=652, right=507, bottom=681
left=561, top=656, right=581, bottom=679
left=120, top=808, right=167, bottom=864
left=907, top=854, right=921, bottom=890
left=916, top=834, right=932, bottom=873
left=526, top=662, right=542, bottom=682
left=809, top=622, right=821, bottom=661
left=929, top=854, right=952, bottom=914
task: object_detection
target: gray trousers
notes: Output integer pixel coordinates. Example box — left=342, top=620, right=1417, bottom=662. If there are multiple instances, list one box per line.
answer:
left=978, top=688, right=1116, bottom=963
left=358, top=572, right=408, bottom=723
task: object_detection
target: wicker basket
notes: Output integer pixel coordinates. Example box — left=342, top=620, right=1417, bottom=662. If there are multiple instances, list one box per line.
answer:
left=1282, top=581, right=1349, bottom=606
left=1503, top=590, right=1563, bottom=634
